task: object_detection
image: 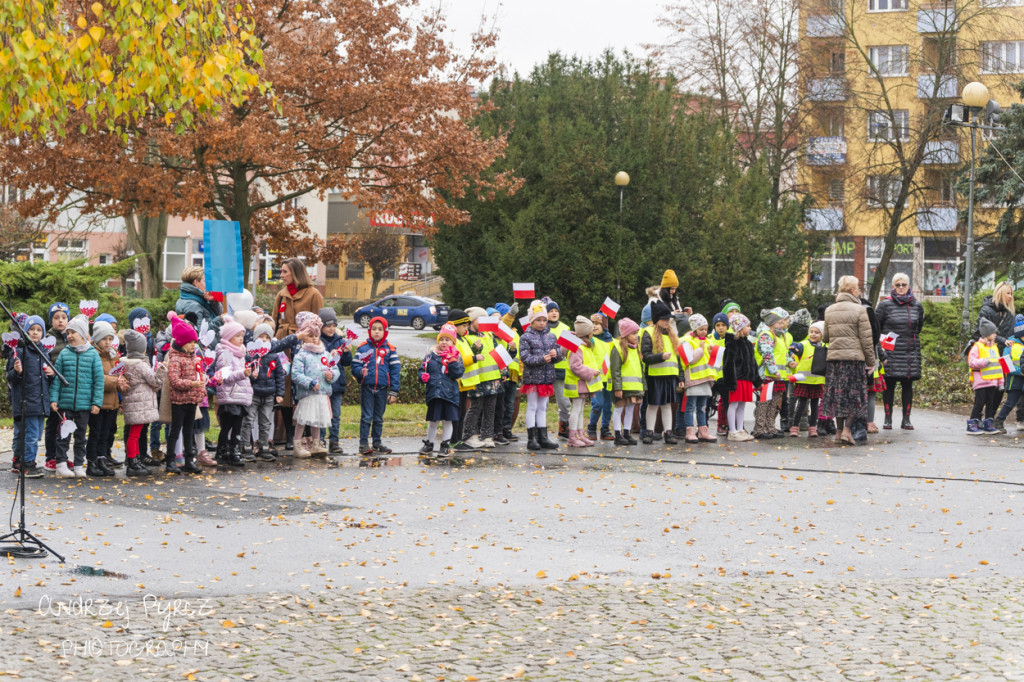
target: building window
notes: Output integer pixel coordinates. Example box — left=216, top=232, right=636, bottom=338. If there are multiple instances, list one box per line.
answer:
left=345, top=260, right=365, bottom=280
left=57, top=238, right=88, bottom=262
left=810, top=238, right=856, bottom=294
left=981, top=0, right=1022, bottom=6
left=325, top=263, right=340, bottom=279
left=923, top=238, right=959, bottom=295
left=30, top=237, right=48, bottom=263
left=191, top=238, right=204, bottom=268
left=867, top=175, right=901, bottom=207
left=830, top=51, right=846, bottom=75
left=868, top=45, right=909, bottom=76
left=163, top=237, right=186, bottom=282
left=937, top=173, right=954, bottom=203
left=981, top=41, right=1024, bottom=73
left=868, top=0, right=906, bottom=11
left=868, top=110, right=909, bottom=141
left=828, top=178, right=846, bottom=203
left=820, top=109, right=844, bottom=136
left=866, top=237, right=913, bottom=295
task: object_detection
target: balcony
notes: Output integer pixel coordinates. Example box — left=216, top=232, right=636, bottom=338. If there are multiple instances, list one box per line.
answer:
left=805, top=207, right=844, bottom=231
left=917, top=6, right=957, bottom=33
left=917, top=206, right=958, bottom=231
left=922, top=139, right=959, bottom=165
left=805, top=15, right=843, bottom=37
left=917, top=73, right=958, bottom=99
left=808, top=78, right=847, bottom=102
left=806, top=136, right=847, bottom=165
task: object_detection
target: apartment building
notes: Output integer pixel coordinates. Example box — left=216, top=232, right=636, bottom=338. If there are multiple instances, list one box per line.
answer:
left=798, top=0, right=1022, bottom=300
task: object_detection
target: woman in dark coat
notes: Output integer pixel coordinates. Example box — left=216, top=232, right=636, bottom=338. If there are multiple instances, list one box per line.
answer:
left=874, top=272, right=924, bottom=430
left=974, top=281, right=1016, bottom=353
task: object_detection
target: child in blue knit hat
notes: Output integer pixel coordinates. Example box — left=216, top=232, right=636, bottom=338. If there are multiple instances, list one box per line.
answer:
left=994, top=314, right=1024, bottom=433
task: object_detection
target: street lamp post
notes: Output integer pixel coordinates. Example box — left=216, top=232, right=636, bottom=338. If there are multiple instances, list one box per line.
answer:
left=615, top=171, right=630, bottom=296
left=945, top=82, right=1000, bottom=337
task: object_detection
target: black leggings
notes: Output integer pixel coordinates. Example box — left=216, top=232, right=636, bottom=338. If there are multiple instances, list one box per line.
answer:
left=971, top=386, right=1002, bottom=421
left=169, top=403, right=197, bottom=459
left=882, top=378, right=914, bottom=409
left=791, top=397, right=820, bottom=426
left=218, top=407, right=245, bottom=456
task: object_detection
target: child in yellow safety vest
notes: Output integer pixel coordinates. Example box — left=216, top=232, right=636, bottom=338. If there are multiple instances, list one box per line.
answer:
left=786, top=321, right=826, bottom=438
left=640, top=302, right=682, bottom=445
left=710, top=313, right=730, bottom=437
left=967, top=318, right=1004, bottom=435
left=680, top=314, right=719, bottom=444
left=993, top=314, right=1024, bottom=433
left=565, top=316, right=603, bottom=448
left=610, top=318, right=644, bottom=446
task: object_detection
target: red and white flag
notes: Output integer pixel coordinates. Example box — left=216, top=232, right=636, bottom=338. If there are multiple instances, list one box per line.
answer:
left=519, top=314, right=532, bottom=330
left=677, top=342, right=699, bottom=367
left=478, top=315, right=500, bottom=332
left=513, top=282, right=535, bottom=299
left=601, top=354, right=610, bottom=375
left=758, top=382, right=774, bottom=402
left=999, top=356, right=1017, bottom=374
left=490, top=344, right=514, bottom=370
left=495, top=321, right=514, bottom=343
left=787, top=372, right=808, bottom=383
left=880, top=331, right=898, bottom=351
left=599, top=297, right=620, bottom=319
left=708, top=344, right=723, bottom=369
left=557, top=330, right=583, bottom=353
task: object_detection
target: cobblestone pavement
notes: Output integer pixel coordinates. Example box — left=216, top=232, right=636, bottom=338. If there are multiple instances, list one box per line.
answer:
left=4, top=579, right=1024, bottom=680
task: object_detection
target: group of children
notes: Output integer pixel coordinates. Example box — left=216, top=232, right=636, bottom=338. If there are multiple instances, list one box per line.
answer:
left=967, top=313, right=1024, bottom=434
left=4, top=299, right=410, bottom=478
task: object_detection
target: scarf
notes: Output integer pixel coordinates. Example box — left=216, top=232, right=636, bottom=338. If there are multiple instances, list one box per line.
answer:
left=219, top=338, right=246, bottom=358
left=287, top=282, right=299, bottom=297
left=71, top=342, right=91, bottom=353
left=302, top=340, right=324, bottom=353
left=626, top=338, right=638, bottom=348
left=890, top=288, right=917, bottom=305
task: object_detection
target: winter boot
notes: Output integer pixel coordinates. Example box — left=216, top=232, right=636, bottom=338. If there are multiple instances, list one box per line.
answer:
left=663, top=429, right=679, bottom=445
left=181, top=454, right=202, bottom=474
left=197, top=450, right=218, bottom=467
left=526, top=428, right=541, bottom=451
left=983, top=418, right=999, bottom=434
left=537, top=427, right=559, bottom=450
left=558, top=421, right=569, bottom=439
left=578, top=429, right=595, bottom=446
left=788, top=425, right=800, bottom=437
left=716, top=423, right=729, bottom=436
left=567, top=430, right=587, bottom=447
left=698, top=425, right=717, bottom=442
left=624, top=429, right=638, bottom=445
left=600, top=427, right=614, bottom=441
left=614, top=430, right=630, bottom=446
left=419, top=440, right=435, bottom=455
left=641, top=431, right=653, bottom=445
left=993, top=417, right=1007, bottom=434
left=683, top=427, right=698, bottom=444
left=901, top=404, right=914, bottom=430
left=439, top=441, right=451, bottom=455
left=164, top=458, right=182, bottom=474
left=966, top=419, right=982, bottom=435
left=883, top=403, right=893, bottom=430
left=808, top=426, right=819, bottom=438
left=586, top=425, right=598, bottom=442
left=125, top=458, right=151, bottom=476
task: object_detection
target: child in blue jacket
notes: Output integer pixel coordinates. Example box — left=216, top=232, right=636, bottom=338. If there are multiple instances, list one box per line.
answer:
left=7, top=315, right=53, bottom=478
left=419, top=323, right=465, bottom=456
left=351, top=316, right=401, bottom=455
left=995, top=315, right=1024, bottom=432
left=318, top=307, right=352, bottom=454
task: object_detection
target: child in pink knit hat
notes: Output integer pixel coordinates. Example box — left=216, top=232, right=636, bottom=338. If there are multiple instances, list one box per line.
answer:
left=418, top=323, right=464, bottom=456
left=609, top=318, right=643, bottom=445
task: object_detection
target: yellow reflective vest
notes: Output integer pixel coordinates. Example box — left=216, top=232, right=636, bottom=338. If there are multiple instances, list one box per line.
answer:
left=754, top=328, right=787, bottom=380
left=794, top=340, right=825, bottom=386
left=643, top=327, right=680, bottom=377
left=507, top=329, right=522, bottom=382
left=463, top=332, right=501, bottom=384
left=709, top=334, right=726, bottom=380
left=550, top=320, right=570, bottom=374
left=455, top=335, right=479, bottom=391
left=613, top=344, right=644, bottom=392
left=972, top=341, right=1003, bottom=383
left=564, top=344, right=604, bottom=398
left=680, top=332, right=716, bottom=385
left=592, top=336, right=612, bottom=385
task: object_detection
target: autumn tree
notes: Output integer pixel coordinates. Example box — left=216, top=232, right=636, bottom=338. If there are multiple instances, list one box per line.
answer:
left=353, top=225, right=405, bottom=299
left=0, top=207, right=44, bottom=261
left=0, top=0, right=265, bottom=137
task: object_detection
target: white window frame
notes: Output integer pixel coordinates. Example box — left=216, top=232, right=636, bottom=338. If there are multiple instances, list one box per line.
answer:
left=981, top=0, right=1022, bottom=7
left=867, top=175, right=902, bottom=207
left=868, top=45, right=909, bottom=76
left=868, top=0, right=907, bottom=11
left=981, top=41, right=1024, bottom=73
left=868, top=110, right=910, bottom=141
left=56, top=238, right=88, bottom=262
left=163, top=236, right=186, bottom=283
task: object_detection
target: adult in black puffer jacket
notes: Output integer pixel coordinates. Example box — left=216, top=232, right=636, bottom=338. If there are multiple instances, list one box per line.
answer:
left=972, top=282, right=1016, bottom=353
left=874, top=273, right=925, bottom=430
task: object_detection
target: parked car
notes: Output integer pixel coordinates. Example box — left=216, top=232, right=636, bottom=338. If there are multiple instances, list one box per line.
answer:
left=354, top=296, right=449, bottom=330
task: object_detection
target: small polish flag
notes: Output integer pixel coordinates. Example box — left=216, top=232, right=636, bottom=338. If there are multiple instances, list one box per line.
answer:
left=557, top=330, right=583, bottom=353
left=999, top=356, right=1017, bottom=374
left=677, top=342, right=699, bottom=366
left=513, top=282, right=535, bottom=299
left=490, top=344, right=514, bottom=370
left=346, top=327, right=359, bottom=340
left=599, top=297, right=620, bottom=319
left=708, top=344, right=723, bottom=369
left=519, top=314, right=532, bottom=330
left=478, top=315, right=500, bottom=332
left=758, top=382, right=774, bottom=402
left=495, top=321, right=515, bottom=343
left=788, top=372, right=808, bottom=383
left=880, top=332, right=898, bottom=351
left=601, top=355, right=610, bottom=375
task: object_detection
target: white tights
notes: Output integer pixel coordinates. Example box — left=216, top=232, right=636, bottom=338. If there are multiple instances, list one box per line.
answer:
left=612, top=404, right=635, bottom=432
left=569, top=397, right=586, bottom=430
left=427, top=420, right=453, bottom=443
left=645, top=403, right=673, bottom=434
left=728, top=402, right=748, bottom=432
left=526, top=392, right=549, bottom=429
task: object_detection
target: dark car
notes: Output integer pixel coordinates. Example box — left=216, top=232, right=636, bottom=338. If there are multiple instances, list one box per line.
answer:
left=354, top=295, right=449, bottom=331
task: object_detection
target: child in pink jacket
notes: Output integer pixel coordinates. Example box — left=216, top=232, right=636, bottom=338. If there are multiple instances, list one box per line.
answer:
left=565, top=316, right=603, bottom=447
left=967, top=317, right=1004, bottom=435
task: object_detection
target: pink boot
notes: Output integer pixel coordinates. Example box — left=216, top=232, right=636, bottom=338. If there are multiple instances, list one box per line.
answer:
left=578, top=428, right=595, bottom=446
left=808, top=426, right=819, bottom=437
left=567, top=430, right=586, bottom=447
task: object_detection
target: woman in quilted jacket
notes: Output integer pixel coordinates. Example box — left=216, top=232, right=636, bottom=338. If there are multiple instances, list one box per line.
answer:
left=121, top=329, right=167, bottom=477
left=213, top=317, right=253, bottom=468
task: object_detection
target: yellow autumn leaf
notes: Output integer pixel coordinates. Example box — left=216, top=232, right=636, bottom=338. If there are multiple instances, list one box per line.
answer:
left=98, top=70, right=113, bottom=84
left=980, top=560, right=989, bottom=565
left=88, top=26, right=104, bottom=43
left=221, top=619, right=236, bottom=628
left=826, top=499, right=835, bottom=505
left=14, top=586, right=21, bottom=597
left=536, top=570, right=547, bottom=579
left=91, top=2, right=103, bottom=17
left=21, top=30, right=35, bottom=49
left=76, top=16, right=88, bottom=29
left=76, top=34, right=91, bottom=51
left=101, top=620, right=113, bottom=628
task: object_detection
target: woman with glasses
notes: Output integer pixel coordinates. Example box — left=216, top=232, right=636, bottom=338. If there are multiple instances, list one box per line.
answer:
left=874, top=273, right=925, bottom=430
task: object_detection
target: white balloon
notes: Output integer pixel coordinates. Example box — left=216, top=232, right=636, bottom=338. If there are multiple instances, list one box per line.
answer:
left=226, top=288, right=254, bottom=314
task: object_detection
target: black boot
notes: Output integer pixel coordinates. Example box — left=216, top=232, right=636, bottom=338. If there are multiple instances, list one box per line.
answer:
left=419, top=440, right=434, bottom=455
left=614, top=430, right=629, bottom=446
left=558, top=421, right=569, bottom=439
left=226, top=451, right=246, bottom=467
left=181, top=454, right=202, bottom=474
left=125, top=458, right=151, bottom=476
left=663, top=430, right=679, bottom=445
left=439, top=440, right=451, bottom=455
left=537, top=427, right=559, bottom=450
left=901, top=404, right=914, bottom=430
left=883, top=403, right=893, bottom=430
left=526, top=428, right=541, bottom=451
left=586, top=425, right=597, bottom=441
left=164, top=458, right=182, bottom=474
left=624, top=429, right=638, bottom=445
left=96, top=456, right=116, bottom=476
left=503, top=429, right=519, bottom=442
left=600, top=427, right=614, bottom=441
left=86, top=460, right=108, bottom=477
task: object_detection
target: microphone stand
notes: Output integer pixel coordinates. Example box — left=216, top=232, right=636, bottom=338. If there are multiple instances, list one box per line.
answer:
left=0, top=296, right=67, bottom=561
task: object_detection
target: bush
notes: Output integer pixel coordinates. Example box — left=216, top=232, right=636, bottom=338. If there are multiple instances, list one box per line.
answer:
left=326, top=299, right=374, bottom=317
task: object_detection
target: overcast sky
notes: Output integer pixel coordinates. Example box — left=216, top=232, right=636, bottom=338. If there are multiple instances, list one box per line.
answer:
left=438, top=0, right=670, bottom=80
